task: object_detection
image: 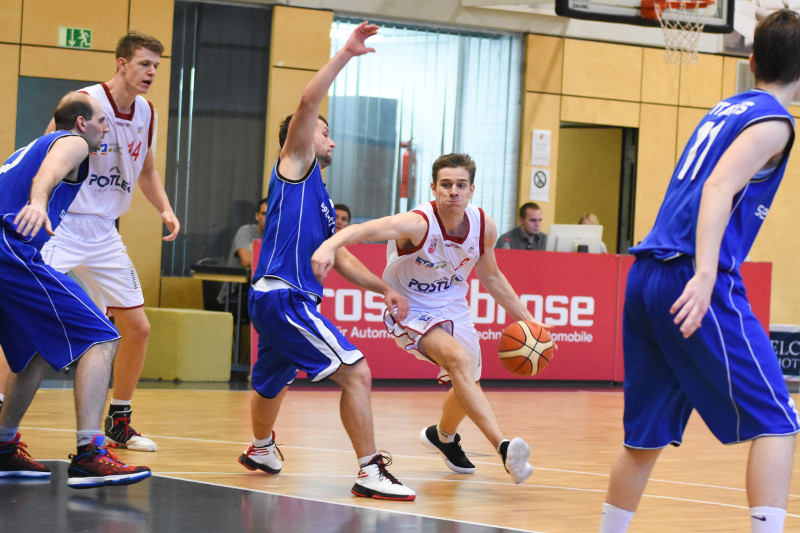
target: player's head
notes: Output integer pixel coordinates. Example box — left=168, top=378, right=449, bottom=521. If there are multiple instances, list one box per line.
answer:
left=752, top=10, right=800, bottom=84
left=279, top=114, right=335, bottom=168
left=579, top=212, right=600, bottom=225
left=431, top=153, right=476, bottom=185
left=255, top=197, right=268, bottom=232
left=54, top=92, right=108, bottom=152
left=334, top=203, right=351, bottom=231
left=115, top=32, right=162, bottom=94
left=116, top=31, right=164, bottom=61
left=518, top=202, right=543, bottom=236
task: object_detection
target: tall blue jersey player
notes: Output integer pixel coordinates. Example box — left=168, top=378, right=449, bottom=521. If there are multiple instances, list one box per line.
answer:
left=237, top=22, right=415, bottom=501
left=0, top=92, right=151, bottom=488
left=599, top=10, right=800, bottom=533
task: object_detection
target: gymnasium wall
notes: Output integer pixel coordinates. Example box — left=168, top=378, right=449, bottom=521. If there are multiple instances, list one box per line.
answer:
left=522, top=36, right=800, bottom=324
left=1, top=0, right=174, bottom=308
left=10, top=2, right=800, bottom=325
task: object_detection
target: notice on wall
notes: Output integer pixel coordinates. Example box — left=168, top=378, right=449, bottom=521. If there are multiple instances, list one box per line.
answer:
left=531, top=129, right=551, bottom=166
left=530, top=168, right=550, bottom=202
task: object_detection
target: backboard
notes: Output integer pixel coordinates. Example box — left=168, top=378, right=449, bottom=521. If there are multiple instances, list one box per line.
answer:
left=555, top=0, right=735, bottom=33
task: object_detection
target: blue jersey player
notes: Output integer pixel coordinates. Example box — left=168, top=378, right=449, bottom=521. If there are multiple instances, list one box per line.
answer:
left=0, top=92, right=150, bottom=488
left=237, top=22, right=415, bottom=501
left=599, top=11, right=800, bottom=533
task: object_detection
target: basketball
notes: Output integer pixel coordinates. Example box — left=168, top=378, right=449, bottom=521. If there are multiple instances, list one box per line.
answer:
left=498, top=321, right=554, bottom=377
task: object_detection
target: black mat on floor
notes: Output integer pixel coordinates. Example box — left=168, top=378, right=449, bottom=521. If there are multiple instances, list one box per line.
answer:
left=0, top=461, right=524, bottom=533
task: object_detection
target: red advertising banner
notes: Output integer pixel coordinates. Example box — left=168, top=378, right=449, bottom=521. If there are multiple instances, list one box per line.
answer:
left=251, top=241, right=771, bottom=382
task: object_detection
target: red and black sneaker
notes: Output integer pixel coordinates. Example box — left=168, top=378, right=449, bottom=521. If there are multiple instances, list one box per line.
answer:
left=0, top=433, right=51, bottom=478
left=67, top=435, right=151, bottom=489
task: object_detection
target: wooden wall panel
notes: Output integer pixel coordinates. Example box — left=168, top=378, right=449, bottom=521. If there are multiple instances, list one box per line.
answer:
left=0, top=0, right=22, bottom=43
left=0, top=45, right=19, bottom=158
left=562, top=40, right=642, bottom=102
left=560, top=96, right=640, bottom=128
left=21, top=0, right=127, bottom=51
left=525, top=34, right=563, bottom=94
left=519, top=92, right=560, bottom=228
left=635, top=104, right=678, bottom=246
left=130, top=0, right=175, bottom=56
left=678, top=53, right=722, bottom=109
left=271, top=6, right=332, bottom=70
left=675, top=106, right=707, bottom=160
left=19, top=47, right=112, bottom=81
left=641, top=48, right=679, bottom=105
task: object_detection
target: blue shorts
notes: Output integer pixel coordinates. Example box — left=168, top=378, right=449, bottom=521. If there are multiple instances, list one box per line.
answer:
left=0, top=226, right=120, bottom=373
left=249, top=281, right=363, bottom=398
left=622, top=255, right=799, bottom=448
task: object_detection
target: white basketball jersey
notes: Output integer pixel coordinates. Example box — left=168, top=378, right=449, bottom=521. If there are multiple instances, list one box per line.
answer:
left=66, top=83, right=156, bottom=219
left=384, top=201, right=485, bottom=309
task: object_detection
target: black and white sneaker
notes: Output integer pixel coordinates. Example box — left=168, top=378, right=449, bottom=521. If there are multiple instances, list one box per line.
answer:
left=351, top=453, right=415, bottom=501
left=500, top=438, right=533, bottom=484
left=420, top=425, right=476, bottom=474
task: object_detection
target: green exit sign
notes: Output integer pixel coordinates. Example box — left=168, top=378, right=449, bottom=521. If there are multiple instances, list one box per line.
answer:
left=58, top=27, right=92, bottom=50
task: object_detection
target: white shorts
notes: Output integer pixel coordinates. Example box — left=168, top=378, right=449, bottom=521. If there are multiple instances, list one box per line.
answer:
left=40, top=214, right=144, bottom=314
left=383, top=303, right=482, bottom=384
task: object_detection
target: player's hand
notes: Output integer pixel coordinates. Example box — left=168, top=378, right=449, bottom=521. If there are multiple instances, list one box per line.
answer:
left=345, top=21, right=378, bottom=57
left=670, top=271, right=714, bottom=338
left=13, top=204, right=53, bottom=238
left=311, top=244, right=336, bottom=283
left=162, top=210, right=180, bottom=241
left=383, top=286, right=409, bottom=322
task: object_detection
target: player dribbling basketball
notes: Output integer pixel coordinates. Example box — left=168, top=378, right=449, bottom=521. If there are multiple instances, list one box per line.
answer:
left=313, top=153, right=548, bottom=484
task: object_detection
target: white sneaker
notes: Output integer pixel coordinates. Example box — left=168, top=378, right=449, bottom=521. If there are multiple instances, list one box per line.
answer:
left=238, top=432, right=282, bottom=474
left=503, top=438, right=533, bottom=484
left=351, top=454, right=416, bottom=501
left=118, top=434, right=158, bottom=452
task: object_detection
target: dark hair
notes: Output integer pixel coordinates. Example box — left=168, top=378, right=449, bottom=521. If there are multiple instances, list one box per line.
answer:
left=116, top=31, right=164, bottom=61
left=753, top=10, right=800, bottom=83
left=256, top=197, right=268, bottom=213
left=334, top=203, right=351, bottom=218
left=53, top=92, right=94, bottom=130
left=278, top=114, right=329, bottom=148
left=518, top=202, right=541, bottom=219
left=431, top=153, right=476, bottom=184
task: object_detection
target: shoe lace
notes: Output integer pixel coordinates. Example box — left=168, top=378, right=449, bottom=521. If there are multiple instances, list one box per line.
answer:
left=111, top=415, right=141, bottom=439
left=374, top=452, right=402, bottom=485
left=14, top=440, right=37, bottom=463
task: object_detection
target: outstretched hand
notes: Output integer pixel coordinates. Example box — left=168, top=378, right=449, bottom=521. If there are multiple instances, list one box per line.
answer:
left=13, top=204, right=54, bottom=238
left=345, top=21, right=379, bottom=57
left=670, top=272, right=714, bottom=338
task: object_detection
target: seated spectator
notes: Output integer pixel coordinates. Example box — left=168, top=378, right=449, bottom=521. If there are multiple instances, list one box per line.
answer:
left=335, top=203, right=351, bottom=231
left=578, top=212, right=608, bottom=253
left=495, top=202, right=547, bottom=250
left=217, top=198, right=267, bottom=307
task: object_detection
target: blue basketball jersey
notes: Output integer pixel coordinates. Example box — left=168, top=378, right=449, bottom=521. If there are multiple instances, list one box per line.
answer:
left=0, top=131, right=89, bottom=250
left=631, top=90, right=794, bottom=273
left=252, top=159, right=336, bottom=301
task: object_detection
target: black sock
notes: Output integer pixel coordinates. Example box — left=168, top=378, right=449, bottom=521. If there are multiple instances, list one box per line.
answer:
left=108, top=404, right=131, bottom=417
left=498, top=440, right=510, bottom=462
left=77, top=443, right=92, bottom=455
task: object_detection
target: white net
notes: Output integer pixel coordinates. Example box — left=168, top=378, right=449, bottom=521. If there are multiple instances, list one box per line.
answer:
left=653, top=0, right=716, bottom=64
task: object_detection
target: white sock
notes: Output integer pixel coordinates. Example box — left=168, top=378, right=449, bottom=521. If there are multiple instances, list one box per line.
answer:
left=436, top=425, right=455, bottom=443
left=253, top=435, right=274, bottom=448
left=110, top=398, right=130, bottom=407
left=0, top=426, right=18, bottom=442
left=599, top=502, right=635, bottom=533
left=358, top=453, right=379, bottom=467
left=750, top=506, right=786, bottom=533
left=77, top=430, right=101, bottom=448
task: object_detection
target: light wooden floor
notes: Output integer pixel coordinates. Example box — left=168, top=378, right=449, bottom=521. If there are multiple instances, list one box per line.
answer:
left=15, top=382, right=800, bottom=532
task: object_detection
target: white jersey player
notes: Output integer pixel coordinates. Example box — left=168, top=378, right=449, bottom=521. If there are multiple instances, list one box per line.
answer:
left=313, top=152, right=548, bottom=484
left=39, top=31, right=180, bottom=452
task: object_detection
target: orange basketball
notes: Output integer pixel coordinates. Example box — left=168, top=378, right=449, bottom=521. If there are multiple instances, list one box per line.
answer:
left=498, top=321, right=554, bottom=376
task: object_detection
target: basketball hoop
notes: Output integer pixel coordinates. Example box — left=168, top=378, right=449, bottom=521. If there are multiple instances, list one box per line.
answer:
left=641, top=0, right=716, bottom=64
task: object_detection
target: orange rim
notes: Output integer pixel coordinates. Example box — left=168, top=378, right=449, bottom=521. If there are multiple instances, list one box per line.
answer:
left=641, top=0, right=714, bottom=20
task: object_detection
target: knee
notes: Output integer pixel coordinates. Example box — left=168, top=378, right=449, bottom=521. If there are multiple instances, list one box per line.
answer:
left=438, top=349, right=472, bottom=376
left=336, top=359, right=372, bottom=389
left=121, top=314, right=151, bottom=339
